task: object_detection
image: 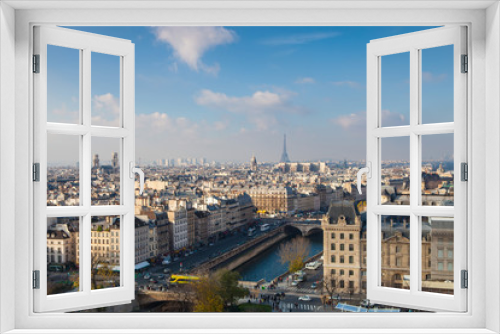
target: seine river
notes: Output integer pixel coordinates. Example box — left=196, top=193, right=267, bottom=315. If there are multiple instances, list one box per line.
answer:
left=236, top=232, right=323, bottom=282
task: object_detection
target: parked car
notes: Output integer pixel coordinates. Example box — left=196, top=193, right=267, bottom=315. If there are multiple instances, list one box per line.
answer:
left=292, top=281, right=299, bottom=286
left=157, top=274, right=164, bottom=279
left=311, top=282, right=317, bottom=289
left=163, top=268, right=171, bottom=274
left=143, top=274, right=151, bottom=280
left=298, top=295, right=312, bottom=301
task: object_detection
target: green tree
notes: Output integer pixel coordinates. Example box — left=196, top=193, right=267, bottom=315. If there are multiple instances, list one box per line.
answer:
left=216, top=270, right=249, bottom=308
left=193, top=276, right=224, bottom=312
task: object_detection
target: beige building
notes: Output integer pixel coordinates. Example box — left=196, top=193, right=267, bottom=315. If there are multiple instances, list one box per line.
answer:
left=167, top=199, right=189, bottom=251
left=248, top=186, right=295, bottom=214
left=322, top=201, right=443, bottom=295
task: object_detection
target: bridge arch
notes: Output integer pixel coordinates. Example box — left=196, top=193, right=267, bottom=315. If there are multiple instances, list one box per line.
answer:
left=284, top=224, right=323, bottom=237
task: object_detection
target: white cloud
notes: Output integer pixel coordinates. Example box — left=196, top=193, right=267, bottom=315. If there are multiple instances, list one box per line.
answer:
left=422, top=71, right=447, bottom=83
left=136, top=112, right=199, bottom=137
left=195, top=89, right=303, bottom=130
left=214, top=119, right=230, bottom=131
left=331, top=80, right=361, bottom=89
left=92, top=93, right=120, bottom=127
left=332, top=109, right=406, bottom=129
left=295, top=77, right=316, bottom=84
left=153, top=27, right=237, bottom=74
left=333, top=112, right=366, bottom=130
left=50, top=103, right=79, bottom=123
left=262, top=32, right=340, bottom=45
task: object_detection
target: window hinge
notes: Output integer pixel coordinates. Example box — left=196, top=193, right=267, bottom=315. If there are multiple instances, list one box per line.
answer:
left=461, top=162, right=468, bottom=181
left=461, top=54, right=468, bottom=73
left=33, top=270, right=40, bottom=289
left=33, top=163, right=40, bottom=182
left=461, top=270, right=468, bottom=289
left=33, top=54, right=40, bottom=73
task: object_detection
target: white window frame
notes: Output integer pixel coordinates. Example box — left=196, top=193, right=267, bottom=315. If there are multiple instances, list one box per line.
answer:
left=0, top=1, right=499, bottom=333
left=366, top=26, right=467, bottom=312
left=33, top=26, right=136, bottom=312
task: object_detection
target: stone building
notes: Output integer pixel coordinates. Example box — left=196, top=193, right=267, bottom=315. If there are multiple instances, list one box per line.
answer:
left=322, top=200, right=445, bottom=295
left=248, top=186, right=295, bottom=214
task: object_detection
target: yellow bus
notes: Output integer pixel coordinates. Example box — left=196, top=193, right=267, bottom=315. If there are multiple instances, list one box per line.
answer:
left=168, top=275, right=200, bottom=285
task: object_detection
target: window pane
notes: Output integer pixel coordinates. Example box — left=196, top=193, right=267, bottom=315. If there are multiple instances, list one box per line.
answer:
left=381, top=215, right=410, bottom=289
left=421, top=45, right=454, bottom=124
left=91, top=52, right=121, bottom=127
left=91, top=137, right=121, bottom=205
left=381, top=137, right=410, bottom=205
left=421, top=134, right=454, bottom=206
left=421, top=216, right=454, bottom=295
left=381, top=52, right=410, bottom=127
left=91, top=215, right=121, bottom=290
left=47, top=217, right=80, bottom=295
left=47, top=45, right=80, bottom=124
left=47, top=134, right=80, bottom=206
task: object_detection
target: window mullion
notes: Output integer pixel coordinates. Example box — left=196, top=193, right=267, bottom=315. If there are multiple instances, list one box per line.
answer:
left=81, top=48, right=92, bottom=295
left=409, top=47, right=420, bottom=294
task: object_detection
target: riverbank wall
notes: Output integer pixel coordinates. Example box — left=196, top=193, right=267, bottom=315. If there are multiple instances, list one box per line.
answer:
left=191, top=227, right=288, bottom=275
left=213, top=232, right=288, bottom=273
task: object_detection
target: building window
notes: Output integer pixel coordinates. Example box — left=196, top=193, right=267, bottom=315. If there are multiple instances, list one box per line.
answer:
left=331, top=243, right=335, bottom=251
left=349, top=270, right=354, bottom=276
left=396, top=257, right=402, bottom=267
left=448, top=250, right=453, bottom=258
left=340, top=244, right=345, bottom=251
left=349, top=233, right=354, bottom=240
left=340, top=280, right=345, bottom=288
left=349, top=281, right=355, bottom=289
left=349, top=244, right=354, bottom=251
left=349, top=256, right=354, bottom=264
left=340, top=256, right=345, bottom=263
left=438, top=249, right=444, bottom=258
left=331, top=255, right=336, bottom=263
left=438, top=262, right=444, bottom=271
left=331, top=232, right=335, bottom=239
left=340, top=269, right=344, bottom=276
left=447, top=262, right=453, bottom=271
left=331, top=269, right=336, bottom=275
left=340, top=233, right=344, bottom=240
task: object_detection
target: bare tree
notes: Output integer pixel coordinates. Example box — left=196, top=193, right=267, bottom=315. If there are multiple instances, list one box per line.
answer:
left=322, top=273, right=339, bottom=310
left=278, top=236, right=311, bottom=274
left=91, top=253, right=119, bottom=289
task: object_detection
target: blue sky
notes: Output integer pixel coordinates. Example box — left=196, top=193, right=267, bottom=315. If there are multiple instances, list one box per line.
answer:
left=48, top=26, right=454, bottom=164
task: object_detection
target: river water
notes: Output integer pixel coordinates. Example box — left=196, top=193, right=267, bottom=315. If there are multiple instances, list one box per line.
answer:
left=236, top=232, right=323, bottom=282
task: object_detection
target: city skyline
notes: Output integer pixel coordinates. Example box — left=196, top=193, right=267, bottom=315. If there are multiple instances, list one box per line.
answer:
left=48, top=26, right=453, bottom=163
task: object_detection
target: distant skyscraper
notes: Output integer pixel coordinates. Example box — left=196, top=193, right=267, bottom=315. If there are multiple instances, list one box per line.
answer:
left=279, top=134, right=290, bottom=163
left=112, top=152, right=119, bottom=170
left=92, top=154, right=100, bottom=169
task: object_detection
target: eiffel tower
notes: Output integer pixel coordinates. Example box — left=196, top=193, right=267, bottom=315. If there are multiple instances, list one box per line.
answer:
left=280, top=134, right=290, bottom=163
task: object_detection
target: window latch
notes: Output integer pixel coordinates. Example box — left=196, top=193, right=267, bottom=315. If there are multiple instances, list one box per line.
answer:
left=356, top=162, right=371, bottom=195
left=130, top=162, right=144, bottom=194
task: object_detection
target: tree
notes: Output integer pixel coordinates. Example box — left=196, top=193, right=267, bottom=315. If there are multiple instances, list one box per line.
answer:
left=216, top=270, right=249, bottom=308
left=278, top=236, right=310, bottom=274
left=192, top=276, right=224, bottom=312
left=322, top=273, right=339, bottom=310
left=91, top=253, right=119, bottom=289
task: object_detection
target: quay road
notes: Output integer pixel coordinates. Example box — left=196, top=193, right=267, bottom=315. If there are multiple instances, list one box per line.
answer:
left=136, top=218, right=285, bottom=289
